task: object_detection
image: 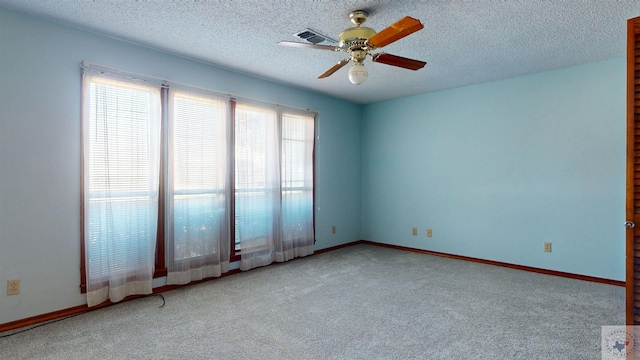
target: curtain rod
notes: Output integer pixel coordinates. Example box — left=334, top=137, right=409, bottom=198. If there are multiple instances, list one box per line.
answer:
left=81, top=61, right=319, bottom=115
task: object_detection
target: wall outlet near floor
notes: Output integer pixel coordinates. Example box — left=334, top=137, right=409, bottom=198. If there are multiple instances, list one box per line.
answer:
left=7, top=279, right=20, bottom=295
left=332, top=225, right=336, bottom=234
left=412, top=227, right=417, bottom=236
left=427, top=229, right=433, bottom=237
left=544, top=242, right=552, bottom=253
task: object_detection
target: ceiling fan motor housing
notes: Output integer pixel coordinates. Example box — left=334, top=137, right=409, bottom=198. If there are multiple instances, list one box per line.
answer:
left=340, top=10, right=376, bottom=50
left=338, top=26, right=376, bottom=49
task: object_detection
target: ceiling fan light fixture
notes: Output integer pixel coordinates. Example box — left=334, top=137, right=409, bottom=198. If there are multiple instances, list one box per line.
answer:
left=348, top=62, right=368, bottom=85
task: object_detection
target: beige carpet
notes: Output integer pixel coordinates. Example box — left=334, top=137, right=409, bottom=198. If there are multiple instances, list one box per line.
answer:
left=0, top=244, right=625, bottom=359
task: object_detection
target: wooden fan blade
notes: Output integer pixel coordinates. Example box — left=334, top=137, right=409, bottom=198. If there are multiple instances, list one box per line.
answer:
left=372, top=53, right=426, bottom=70
left=367, top=16, right=424, bottom=48
left=318, top=58, right=351, bottom=79
left=277, top=41, right=339, bottom=51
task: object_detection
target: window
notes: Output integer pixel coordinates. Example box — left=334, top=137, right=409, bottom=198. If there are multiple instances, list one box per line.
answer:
left=81, top=73, right=161, bottom=306
left=234, top=103, right=279, bottom=254
left=81, top=69, right=315, bottom=303
left=281, top=111, right=315, bottom=248
left=235, top=104, right=316, bottom=270
left=166, top=90, right=230, bottom=284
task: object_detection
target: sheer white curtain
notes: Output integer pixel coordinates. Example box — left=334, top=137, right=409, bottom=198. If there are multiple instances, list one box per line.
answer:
left=236, top=103, right=315, bottom=270
left=166, top=89, right=230, bottom=284
left=82, top=72, right=161, bottom=307
left=278, top=111, right=315, bottom=261
left=235, top=102, right=281, bottom=270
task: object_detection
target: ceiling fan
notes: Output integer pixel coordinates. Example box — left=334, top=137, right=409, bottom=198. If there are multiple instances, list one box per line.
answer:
left=277, top=10, right=426, bottom=85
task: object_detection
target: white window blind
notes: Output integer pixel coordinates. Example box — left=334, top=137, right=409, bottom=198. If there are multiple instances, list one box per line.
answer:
left=234, top=103, right=279, bottom=258
left=82, top=65, right=316, bottom=291
left=166, top=90, right=230, bottom=284
left=281, top=111, right=315, bottom=248
left=82, top=72, right=161, bottom=306
left=236, top=103, right=315, bottom=270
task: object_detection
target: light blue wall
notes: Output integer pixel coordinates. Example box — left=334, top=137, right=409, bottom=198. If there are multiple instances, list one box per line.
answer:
left=361, top=58, right=626, bottom=281
left=0, top=8, right=361, bottom=324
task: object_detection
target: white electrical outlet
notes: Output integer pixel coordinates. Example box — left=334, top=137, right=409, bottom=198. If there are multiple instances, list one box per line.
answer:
left=544, top=242, right=552, bottom=253
left=7, top=279, right=20, bottom=295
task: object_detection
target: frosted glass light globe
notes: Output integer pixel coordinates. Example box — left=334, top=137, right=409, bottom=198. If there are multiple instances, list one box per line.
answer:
left=348, top=63, right=368, bottom=85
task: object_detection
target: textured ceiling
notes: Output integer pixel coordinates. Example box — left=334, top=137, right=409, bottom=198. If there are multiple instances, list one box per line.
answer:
left=1, top=0, right=640, bottom=104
